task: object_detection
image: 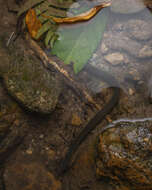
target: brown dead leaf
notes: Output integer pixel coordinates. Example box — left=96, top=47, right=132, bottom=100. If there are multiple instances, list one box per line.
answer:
left=25, top=9, right=42, bottom=38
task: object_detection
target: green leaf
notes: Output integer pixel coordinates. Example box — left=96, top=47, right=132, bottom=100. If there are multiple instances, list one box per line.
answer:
left=35, top=21, right=51, bottom=39
left=45, top=30, right=55, bottom=47
left=51, top=9, right=108, bottom=74
left=50, top=34, right=59, bottom=48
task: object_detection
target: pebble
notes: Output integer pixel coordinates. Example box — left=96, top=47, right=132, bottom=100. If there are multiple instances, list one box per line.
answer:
left=125, top=19, right=152, bottom=41
left=104, top=52, right=124, bottom=65
left=139, top=45, right=152, bottom=58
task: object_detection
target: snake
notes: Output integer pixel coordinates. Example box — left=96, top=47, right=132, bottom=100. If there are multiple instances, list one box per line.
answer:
left=58, top=64, right=120, bottom=175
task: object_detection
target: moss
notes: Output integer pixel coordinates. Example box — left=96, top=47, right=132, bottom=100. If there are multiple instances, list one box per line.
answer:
left=0, top=39, right=61, bottom=114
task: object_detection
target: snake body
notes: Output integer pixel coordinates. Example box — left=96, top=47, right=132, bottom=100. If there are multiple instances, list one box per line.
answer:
left=58, top=64, right=120, bottom=175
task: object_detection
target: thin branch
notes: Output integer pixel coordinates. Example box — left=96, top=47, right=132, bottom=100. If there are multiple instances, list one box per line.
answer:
left=27, top=36, right=101, bottom=110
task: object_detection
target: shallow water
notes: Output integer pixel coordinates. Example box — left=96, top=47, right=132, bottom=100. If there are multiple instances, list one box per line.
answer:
left=47, top=0, right=152, bottom=96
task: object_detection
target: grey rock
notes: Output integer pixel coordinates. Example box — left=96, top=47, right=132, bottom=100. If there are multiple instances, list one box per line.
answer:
left=139, top=44, right=152, bottom=58
left=104, top=31, right=143, bottom=58
left=110, top=0, right=146, bottom=14
left=100, top=42, right=108, bottom=54
left=102, top=19, right=152, bottom=59
left=125, top=19, right=152, bottom=41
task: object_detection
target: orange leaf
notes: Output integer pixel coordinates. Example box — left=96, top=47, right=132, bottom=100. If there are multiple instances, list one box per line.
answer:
left=25, top=9, right=42, bottom=38
left=41, top=2, right=111, bottom=24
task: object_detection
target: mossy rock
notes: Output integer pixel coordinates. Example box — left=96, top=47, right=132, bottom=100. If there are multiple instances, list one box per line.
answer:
left=0, top=39, right=61, bottom=114
left=4, top=58, right=61, bottom=114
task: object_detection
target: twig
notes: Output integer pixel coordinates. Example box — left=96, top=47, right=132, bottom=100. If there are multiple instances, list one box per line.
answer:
left=27, top=36, right=101, bottom=110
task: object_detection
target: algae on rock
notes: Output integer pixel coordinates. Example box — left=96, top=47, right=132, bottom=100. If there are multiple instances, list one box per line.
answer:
left=0, top=38, right=62, bottom=114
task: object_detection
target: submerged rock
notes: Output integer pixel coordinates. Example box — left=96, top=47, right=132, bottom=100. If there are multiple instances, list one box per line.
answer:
left=104, top=31, right=143, bottom=58
left=110, top=0, right=146, bottom=14
left=5, top=161, right=62, bottom=190
left=102, top=19, right=152, bottom=59
left=104, top=52, right=124, bottom=65
left=139, top=44, right=152, bottom=58
left=96, top=119, right=152, bottom=190
left=125, top=19, right=152, bottom=41
left=0, top=42, right=61, bottom=114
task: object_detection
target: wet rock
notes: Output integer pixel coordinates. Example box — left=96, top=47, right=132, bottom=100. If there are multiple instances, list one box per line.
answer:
left=125, top=19, right=152, bottom=41
left=100, top=42, right=108, bottom=54
left=104, top=31, right=142, bottom=58
left=96, top=119, right=152, bottom=190
left=0, top=82, right=29, bottom=171
left=5, top=161, right=61, bottom=190
left=0, top=43, right=28, bottom=131
left=1, top=44, right=61, bottom=114
left=104, top=52, right=124, bottom=65
left=110, top=0, right=146, bottom=14
left=139, top=44, right=152, bottom=58
left=103, top=21, right=152, bottom=59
